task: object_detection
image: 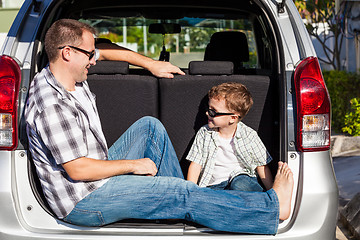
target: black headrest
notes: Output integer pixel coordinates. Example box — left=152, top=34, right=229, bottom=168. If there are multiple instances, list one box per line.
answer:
left=204, top=31, right=249, bottom=67
left=88, top=61, right=129, bottom=75
left=189, top=61, right=234, bottom=75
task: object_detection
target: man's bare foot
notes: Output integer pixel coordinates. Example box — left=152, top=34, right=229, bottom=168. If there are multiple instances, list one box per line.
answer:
left=272, top=162, right=294, bottom=220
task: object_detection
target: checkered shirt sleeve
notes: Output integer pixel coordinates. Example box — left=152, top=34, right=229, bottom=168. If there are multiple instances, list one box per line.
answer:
left=186, top=126, right=218, bottom=186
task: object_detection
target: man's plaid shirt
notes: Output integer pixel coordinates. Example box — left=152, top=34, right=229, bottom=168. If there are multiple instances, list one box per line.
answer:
left=25, top=66, right=109, bottom=219
left=186, top=122, right=272, bottom=187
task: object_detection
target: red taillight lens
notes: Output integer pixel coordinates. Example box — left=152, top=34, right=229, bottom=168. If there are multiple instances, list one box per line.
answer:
left=0, top=55, right=21, bottom=150
left=0, top=78, right=17, bottom=111
left=294, top=57, right=331, bottom=152
left=300, top=79, right=326, bottom=113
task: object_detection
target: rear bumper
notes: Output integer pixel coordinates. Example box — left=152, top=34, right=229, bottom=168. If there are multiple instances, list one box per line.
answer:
left=0, top=150, right=338, bottom=240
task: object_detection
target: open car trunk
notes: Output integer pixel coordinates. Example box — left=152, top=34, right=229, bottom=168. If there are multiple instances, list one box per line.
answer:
left=26, top=0, right=285, bottom=233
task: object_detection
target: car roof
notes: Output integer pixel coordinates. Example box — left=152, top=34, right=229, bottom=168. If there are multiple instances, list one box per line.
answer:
left=60, top=0, right=260, bottom=20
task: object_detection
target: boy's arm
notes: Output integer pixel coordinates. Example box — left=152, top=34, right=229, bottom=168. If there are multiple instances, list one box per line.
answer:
left=256, top=165, right=273, bottom=190
left=187, top=162, right=202, bottom=184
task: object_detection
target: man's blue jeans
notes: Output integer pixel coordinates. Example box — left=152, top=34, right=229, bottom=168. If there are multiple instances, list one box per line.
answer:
left=63, top=117, right=279, bottom=234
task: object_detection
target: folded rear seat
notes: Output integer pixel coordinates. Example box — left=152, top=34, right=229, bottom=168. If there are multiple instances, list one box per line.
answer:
left=87, top=61, right=159, bottom=147
left=159, top=61, right=271, bottom=171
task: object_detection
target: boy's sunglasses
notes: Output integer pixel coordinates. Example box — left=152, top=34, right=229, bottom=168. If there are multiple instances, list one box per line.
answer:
left=58, top=45, right=95, bottom=60
left=207, top=108, right=240, bottom=118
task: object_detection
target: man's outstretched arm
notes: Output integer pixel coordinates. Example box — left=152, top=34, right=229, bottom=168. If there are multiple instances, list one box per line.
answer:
left=96, top=42, right=185, bottom=78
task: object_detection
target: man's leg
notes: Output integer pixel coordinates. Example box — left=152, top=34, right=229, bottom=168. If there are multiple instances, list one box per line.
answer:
left=108, top=116, right=184, bottom=178
left=64, top=162, right=293, bottom=234
left=64, top=116, right=293, bottom=234
left=64, top=174, right=280, bottom=234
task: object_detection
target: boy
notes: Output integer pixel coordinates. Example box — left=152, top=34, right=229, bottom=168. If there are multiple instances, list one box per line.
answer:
left=187, top=82, right=273, bottom=191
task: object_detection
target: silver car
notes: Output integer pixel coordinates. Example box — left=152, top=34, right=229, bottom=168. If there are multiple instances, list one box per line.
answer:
left=0, top=0, right=338, bottom=239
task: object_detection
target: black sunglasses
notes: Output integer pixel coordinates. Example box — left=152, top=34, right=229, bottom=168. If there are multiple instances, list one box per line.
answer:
left=207, top=108, right=240, bottom=118
left=58, top=45, right=95, bottom=60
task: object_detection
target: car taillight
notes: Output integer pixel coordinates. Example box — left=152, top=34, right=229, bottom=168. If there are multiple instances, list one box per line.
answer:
left=294, top=57, right=331, bottom=152
left=0, top=55, right=21, bottom=150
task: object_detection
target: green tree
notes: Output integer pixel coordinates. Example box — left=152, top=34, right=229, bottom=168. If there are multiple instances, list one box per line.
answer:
left=342, top=98, right=360, bottom=136
left=294, top=0, right=343, bottom=70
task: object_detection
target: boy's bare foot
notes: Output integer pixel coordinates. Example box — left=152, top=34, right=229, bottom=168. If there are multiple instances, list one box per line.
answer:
left=272, top=162, right=294, bottom=220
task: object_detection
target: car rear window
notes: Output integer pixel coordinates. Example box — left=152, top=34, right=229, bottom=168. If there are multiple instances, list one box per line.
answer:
left=81, top=17, right=258, bottom=69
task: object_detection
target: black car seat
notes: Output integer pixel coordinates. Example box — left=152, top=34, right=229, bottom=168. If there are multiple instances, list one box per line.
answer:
left=204, top=31, right=249, bottom=73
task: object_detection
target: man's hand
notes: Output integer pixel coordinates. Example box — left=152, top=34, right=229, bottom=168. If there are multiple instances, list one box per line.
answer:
left=131, top=158, right=158, bottom=176
left=147, top=60, right=185, bottom=78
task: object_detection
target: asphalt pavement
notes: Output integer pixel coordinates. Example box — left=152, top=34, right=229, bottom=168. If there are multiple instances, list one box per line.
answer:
left=334, top=154, right=360, bottom=240
left=332, top=136, right=360, bottom=240
left=334, top=155, right=360, bottom=205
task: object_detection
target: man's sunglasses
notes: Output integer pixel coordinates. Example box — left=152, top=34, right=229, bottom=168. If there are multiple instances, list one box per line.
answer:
left=58, top=45, right=95, bottom=60
left=207, top=108, right=240, bottom=118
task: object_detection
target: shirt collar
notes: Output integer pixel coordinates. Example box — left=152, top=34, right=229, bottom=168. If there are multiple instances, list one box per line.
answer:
left=208, top=121, right=245, bottom=140
left=44, top=66, right=68, bottom=99
left=234, top=121, right=245, bottom=139
left=44, top=66, right=84, bottom=100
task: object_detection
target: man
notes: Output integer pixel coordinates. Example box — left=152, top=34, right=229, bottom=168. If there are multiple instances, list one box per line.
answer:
left=25, top=19, right=293, bottom=234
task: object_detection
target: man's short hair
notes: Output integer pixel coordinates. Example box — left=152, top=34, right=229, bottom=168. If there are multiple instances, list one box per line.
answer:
left=45, top=19, right=96, bottom=62
left=208, top=82, right=253, bottom=120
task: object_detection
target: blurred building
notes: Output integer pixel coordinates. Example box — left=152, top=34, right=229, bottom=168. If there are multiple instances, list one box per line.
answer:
left=0, top=0, right=24, bottom=49
left=334, top=0, right=360, bottom=72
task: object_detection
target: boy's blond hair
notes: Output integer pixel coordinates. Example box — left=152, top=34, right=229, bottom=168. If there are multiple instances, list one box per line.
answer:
left=208, top=82, right=253, bottom=120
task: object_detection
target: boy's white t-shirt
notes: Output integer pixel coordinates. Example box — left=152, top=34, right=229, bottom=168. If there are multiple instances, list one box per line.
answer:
left=69, top=85, right=107, bottom=150
left=208, top=136, right=245, bottom=186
